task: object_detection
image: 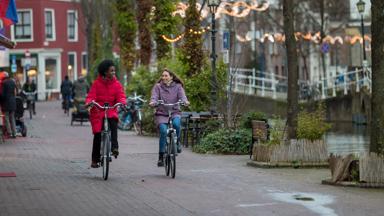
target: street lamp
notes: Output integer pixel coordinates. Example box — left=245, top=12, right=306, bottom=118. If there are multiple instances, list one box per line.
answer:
left=207, top=0, right=221, bottom=114
left=356, top=0, right=367, bottom=67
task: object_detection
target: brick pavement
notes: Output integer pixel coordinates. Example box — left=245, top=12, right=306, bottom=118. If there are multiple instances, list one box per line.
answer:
left=0, top=101, right=383, bottom=216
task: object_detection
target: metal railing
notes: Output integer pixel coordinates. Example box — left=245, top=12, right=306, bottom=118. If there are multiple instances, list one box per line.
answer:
left=229, top=67, right=372, bottom=100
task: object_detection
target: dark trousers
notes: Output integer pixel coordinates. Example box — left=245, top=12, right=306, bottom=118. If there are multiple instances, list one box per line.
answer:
left=92, top=118, right=118, bottom=162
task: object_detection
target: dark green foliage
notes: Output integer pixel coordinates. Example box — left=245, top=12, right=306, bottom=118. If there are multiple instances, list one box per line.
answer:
left=180, top=0, right=204, bottom=77
left=200, top=119, right=224, bottom=137
left=193, top=128, right=252, bottom=154
left=157, top=52, right=227, bottom=112
left=152, top=0, right=181, bottom=60
left=126, top=66, right=159, bottom=98
left=141, top=106, right=158, bottom=135
left=297, top=103, right=331, bottom=141
left=239, top=111, right=268, bottom=129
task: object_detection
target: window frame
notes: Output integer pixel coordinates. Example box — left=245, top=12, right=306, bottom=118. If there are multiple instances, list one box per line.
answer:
left=68, top=52, right=77, bottom=80
left=81, top=52, right=88, bottom=76
left=44, top=9, right=56, bottom=41
left=11, top=9, right=34, bottom=42
left=67, top=10, right=78, bottom=42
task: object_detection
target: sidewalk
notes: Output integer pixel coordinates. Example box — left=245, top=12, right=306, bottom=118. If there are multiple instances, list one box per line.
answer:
left=0, top=101, right=383, bottom=216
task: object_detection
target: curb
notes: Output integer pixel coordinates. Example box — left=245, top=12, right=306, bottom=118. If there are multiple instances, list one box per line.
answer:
left=321, top=179, right=384, bottom=188
left=246, top=160, right=329, bottom=169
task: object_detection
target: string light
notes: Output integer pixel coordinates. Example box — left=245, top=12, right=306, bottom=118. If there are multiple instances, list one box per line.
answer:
left=161, top=26, right=210, bottom=43
left=236, top=31, right=372, bottom=45
left=173, top=0, right=269, bottom=19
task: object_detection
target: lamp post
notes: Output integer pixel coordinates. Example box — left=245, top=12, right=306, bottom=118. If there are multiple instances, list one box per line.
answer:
left=207, top=0, right=221, bottom=114
left=356, top=0, right=367, bottom=67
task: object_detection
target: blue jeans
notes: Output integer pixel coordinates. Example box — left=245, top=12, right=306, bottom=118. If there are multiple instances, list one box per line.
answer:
left=63, top=94, right=71, bottom=110
left=159, top=117, right=181, bottom=153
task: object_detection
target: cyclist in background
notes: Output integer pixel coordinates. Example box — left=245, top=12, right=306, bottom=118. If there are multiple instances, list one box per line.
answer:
left=22, top=78, right=37, bottom=115
left=149, top=69, right=189, bottom=167
left=85, top=59, right=126, bottom=168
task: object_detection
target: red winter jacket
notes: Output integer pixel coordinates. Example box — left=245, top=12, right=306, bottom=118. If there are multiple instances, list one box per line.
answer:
left=85, top=75, right=126, bottom=134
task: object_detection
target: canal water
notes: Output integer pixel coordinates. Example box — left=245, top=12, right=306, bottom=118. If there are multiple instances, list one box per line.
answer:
left=325, top=122, right=369, bottom=156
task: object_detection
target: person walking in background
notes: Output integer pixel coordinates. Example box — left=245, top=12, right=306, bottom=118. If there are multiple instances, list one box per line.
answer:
left=1, top=72, right=17, bottom=138
left=60, top=75, right=73, bottom=113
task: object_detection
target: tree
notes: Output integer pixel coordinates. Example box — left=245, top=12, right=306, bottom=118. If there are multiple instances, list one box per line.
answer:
left=137, top=0, right=153, bottom=66
left=79, top=0, right=114, bottom=81
left=180, top=0, right=204, bottom=77
left=283, top=0, right=299, bottom=139
left=152, top=0, right=180, bottom=61
left=370, top=0, right=384, bottom=154
left=114, top=0, right=137, bottom=82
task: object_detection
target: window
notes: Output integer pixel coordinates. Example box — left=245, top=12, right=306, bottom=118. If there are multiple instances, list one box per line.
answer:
left=45, top=58, right=58, bottom=90
left=68, top=52, right=77, bottom=80
left=67, top=10, right=78, bottom=41
left=81, top=53, right=88, bottom=76
left=13, top=10, right=33, bottom=41
left=45, top=9, right=55, bottom=40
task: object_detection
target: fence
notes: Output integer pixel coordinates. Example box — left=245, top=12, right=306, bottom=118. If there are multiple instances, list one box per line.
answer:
left=230, top=67, right=372, bottom=100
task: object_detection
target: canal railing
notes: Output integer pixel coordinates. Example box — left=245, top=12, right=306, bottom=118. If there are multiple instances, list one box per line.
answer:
left=230, top=67, right=372, bottom=100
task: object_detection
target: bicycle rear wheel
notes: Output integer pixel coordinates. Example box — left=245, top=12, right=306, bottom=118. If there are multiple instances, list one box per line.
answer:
left=101, top=133, right=110, bottom=180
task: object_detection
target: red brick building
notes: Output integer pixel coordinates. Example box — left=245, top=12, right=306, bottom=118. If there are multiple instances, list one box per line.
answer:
left=3, top=0, right=87, bottom=100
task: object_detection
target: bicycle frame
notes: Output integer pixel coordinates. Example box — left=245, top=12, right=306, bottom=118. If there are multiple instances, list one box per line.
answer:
left=89, top=100, right=124, bottom=180
left=156, top=100, right=185, bottom=178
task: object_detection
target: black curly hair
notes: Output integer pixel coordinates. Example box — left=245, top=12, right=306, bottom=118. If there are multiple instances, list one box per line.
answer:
left=97, top=59, right=115, bottom=77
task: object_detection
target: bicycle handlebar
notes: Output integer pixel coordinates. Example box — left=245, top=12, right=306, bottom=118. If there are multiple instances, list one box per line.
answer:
left=128, top=95, right=147, bottom=103
left=22, top=90, right=37, bottom=95
left=155, top=100, right=186, bottom=107
left=88, top=100, right=125, bottom=110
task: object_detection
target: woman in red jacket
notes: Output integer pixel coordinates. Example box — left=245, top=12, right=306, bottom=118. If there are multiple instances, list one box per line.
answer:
left=85, top=59, right=126, bottom=168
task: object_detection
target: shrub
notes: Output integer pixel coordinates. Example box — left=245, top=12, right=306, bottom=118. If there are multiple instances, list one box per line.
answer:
left=193, top=128, right=251, bottom=154
left=126, top=66, right=158, bottom=98
left=297, top=103, right=331, bottom=141
left=140, top=106, right=158, bottom=136
left=239, top=111, right=268, bottom=129
left=266, top=117, right=285, bottom=145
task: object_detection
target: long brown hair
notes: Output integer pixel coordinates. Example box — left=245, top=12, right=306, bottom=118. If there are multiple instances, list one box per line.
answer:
left=157, top=68, right=184, bottom=87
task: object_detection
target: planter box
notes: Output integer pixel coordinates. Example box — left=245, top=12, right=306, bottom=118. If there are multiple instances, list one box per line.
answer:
left=323, top=153, right=384, bottom=188
left=252, top=139, right=328, bottom=164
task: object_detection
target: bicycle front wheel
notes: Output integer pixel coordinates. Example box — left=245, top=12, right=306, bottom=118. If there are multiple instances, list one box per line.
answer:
left=101, top=133, right=110, bottom=180
left=169, top=133, right=177, bottom=178
left=133, top=121, right=143, bottom=135
left=165, top=154, right=170, bottom=176
left=28, top=102, right=33, bottom=119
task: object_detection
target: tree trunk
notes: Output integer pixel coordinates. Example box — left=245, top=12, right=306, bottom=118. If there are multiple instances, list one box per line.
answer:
left=114, top=0, right=137, bottom=83
left=283, top=0, right=299, bottom=140
left=137, top=0, right=152, bottom=66
left=370, top=0, right=384, bottom=154
left=320, top=0, right=327, bottom=92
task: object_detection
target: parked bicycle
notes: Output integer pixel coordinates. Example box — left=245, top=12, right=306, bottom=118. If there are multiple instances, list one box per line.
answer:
left=22, top=90, right=37, bottom=119
left=155, top=99, right=186, bottom=178
left=87, top=100, right=126, bottom=180
left=118, top=93, right=146, bottom=135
